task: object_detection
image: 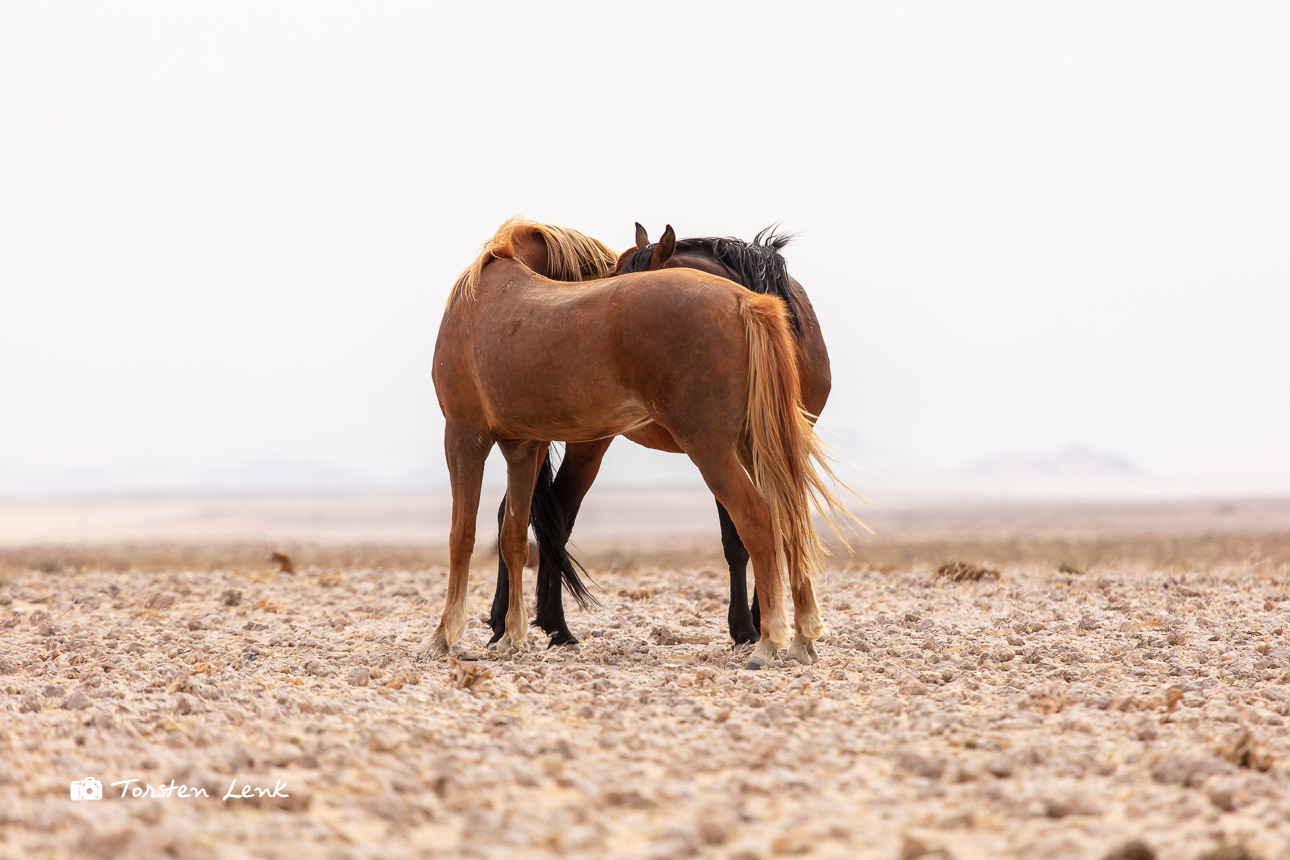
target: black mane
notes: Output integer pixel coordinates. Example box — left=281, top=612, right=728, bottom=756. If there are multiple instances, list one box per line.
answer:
left=621, top=226, right=802, bottom=334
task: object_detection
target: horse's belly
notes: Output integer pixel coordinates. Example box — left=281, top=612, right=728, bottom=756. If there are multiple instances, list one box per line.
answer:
left=623, top=422, right=684, bottom=454
left=474, top=370, right=650, bottom=442
left=492, top=403, right=651, bottom=443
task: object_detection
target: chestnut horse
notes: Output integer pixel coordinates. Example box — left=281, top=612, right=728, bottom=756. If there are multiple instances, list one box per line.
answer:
left=487, top=224, right=833, bottom=647
left=420, top=218, right=849, bottom=669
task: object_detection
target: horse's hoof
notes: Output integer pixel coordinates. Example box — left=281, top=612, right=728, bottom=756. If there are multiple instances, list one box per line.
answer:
left=729, top=624, right=759, bottom=646
left=494, top=632, right=529, bottom=655
left=787, top=639, right=819, bottom=666
left=547, top=630, right=580, bottom=648
left=745, top=637, right=778, bottom=669
left=414, top=634, right=448, bottom=661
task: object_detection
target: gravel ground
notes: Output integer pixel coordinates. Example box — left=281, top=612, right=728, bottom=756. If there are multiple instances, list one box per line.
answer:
left=2, top=541, right=1289, bottom=859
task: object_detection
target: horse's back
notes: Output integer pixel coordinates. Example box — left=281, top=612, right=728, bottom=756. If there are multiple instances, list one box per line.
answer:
left=434, top=262, right=769, bottom=442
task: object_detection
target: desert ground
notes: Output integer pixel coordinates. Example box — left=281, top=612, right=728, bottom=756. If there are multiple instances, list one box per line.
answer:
left=2, top=493, right=1289, bottom=859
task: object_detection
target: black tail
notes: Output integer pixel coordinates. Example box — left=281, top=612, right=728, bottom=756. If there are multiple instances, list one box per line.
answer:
left=529, top=448, right=597, bottom=609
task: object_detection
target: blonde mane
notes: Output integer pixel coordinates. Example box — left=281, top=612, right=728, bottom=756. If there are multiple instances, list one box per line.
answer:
left=447, top=218, right=619, bottom=307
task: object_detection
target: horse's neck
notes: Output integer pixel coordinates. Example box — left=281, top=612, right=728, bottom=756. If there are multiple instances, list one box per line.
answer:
left=478, top=257, right=576, bottom=297
left=483, top=256, right=538, bottom=285
left=508, top=233, right=550, bottom=277
left=672, top=254, right=731, bottom=282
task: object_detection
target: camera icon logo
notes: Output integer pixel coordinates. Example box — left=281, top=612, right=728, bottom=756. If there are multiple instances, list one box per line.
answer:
left=70, top=777, right=103, bottom=801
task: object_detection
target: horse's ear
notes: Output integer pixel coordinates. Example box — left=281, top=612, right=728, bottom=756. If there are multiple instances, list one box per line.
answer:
left=648, top=224, right=676, bottom=270
left=634, top=222, right=650, bottom=250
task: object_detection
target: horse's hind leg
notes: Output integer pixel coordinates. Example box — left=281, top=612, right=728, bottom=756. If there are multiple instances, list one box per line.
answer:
left=417, top=427, right=491, bottom=660
left=716, top=501, right=759, bottom=645
left=497, top=439, right=547, bottom=652
left=684, top=447, right=788, bottom=669
left=787, top=576, right=822, bottom=665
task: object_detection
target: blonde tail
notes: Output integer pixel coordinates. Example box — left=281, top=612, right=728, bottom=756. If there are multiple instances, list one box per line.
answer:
left=739, top=294, right=865, bottom=615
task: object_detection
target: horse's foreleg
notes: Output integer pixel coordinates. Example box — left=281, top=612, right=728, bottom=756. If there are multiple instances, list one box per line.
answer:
left=716, top=500, right=759, bottom=645
left=418, top=427, right=490, bottom=660
left=487, top=496, right=509, bottom=644
left=535, top=438, right=613, bottom=645
left=497, top=440, right=547, bottom=652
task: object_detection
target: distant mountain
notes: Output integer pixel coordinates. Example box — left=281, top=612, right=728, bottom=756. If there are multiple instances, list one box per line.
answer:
left=963, top=445, right=1143, bottom=480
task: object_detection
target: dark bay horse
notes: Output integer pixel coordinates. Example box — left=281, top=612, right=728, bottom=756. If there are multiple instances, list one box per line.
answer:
left=488, top=223, right=833, bottom=647
left=420, top=218, right=847, bottom=669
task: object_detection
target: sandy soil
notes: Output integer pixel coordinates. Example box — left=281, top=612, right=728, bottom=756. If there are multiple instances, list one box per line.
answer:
left=2, top=517, right=1290, bottom=859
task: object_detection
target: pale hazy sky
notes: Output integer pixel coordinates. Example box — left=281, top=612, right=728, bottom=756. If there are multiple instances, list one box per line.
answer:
left=2, top=2, right=1287, bottom=494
